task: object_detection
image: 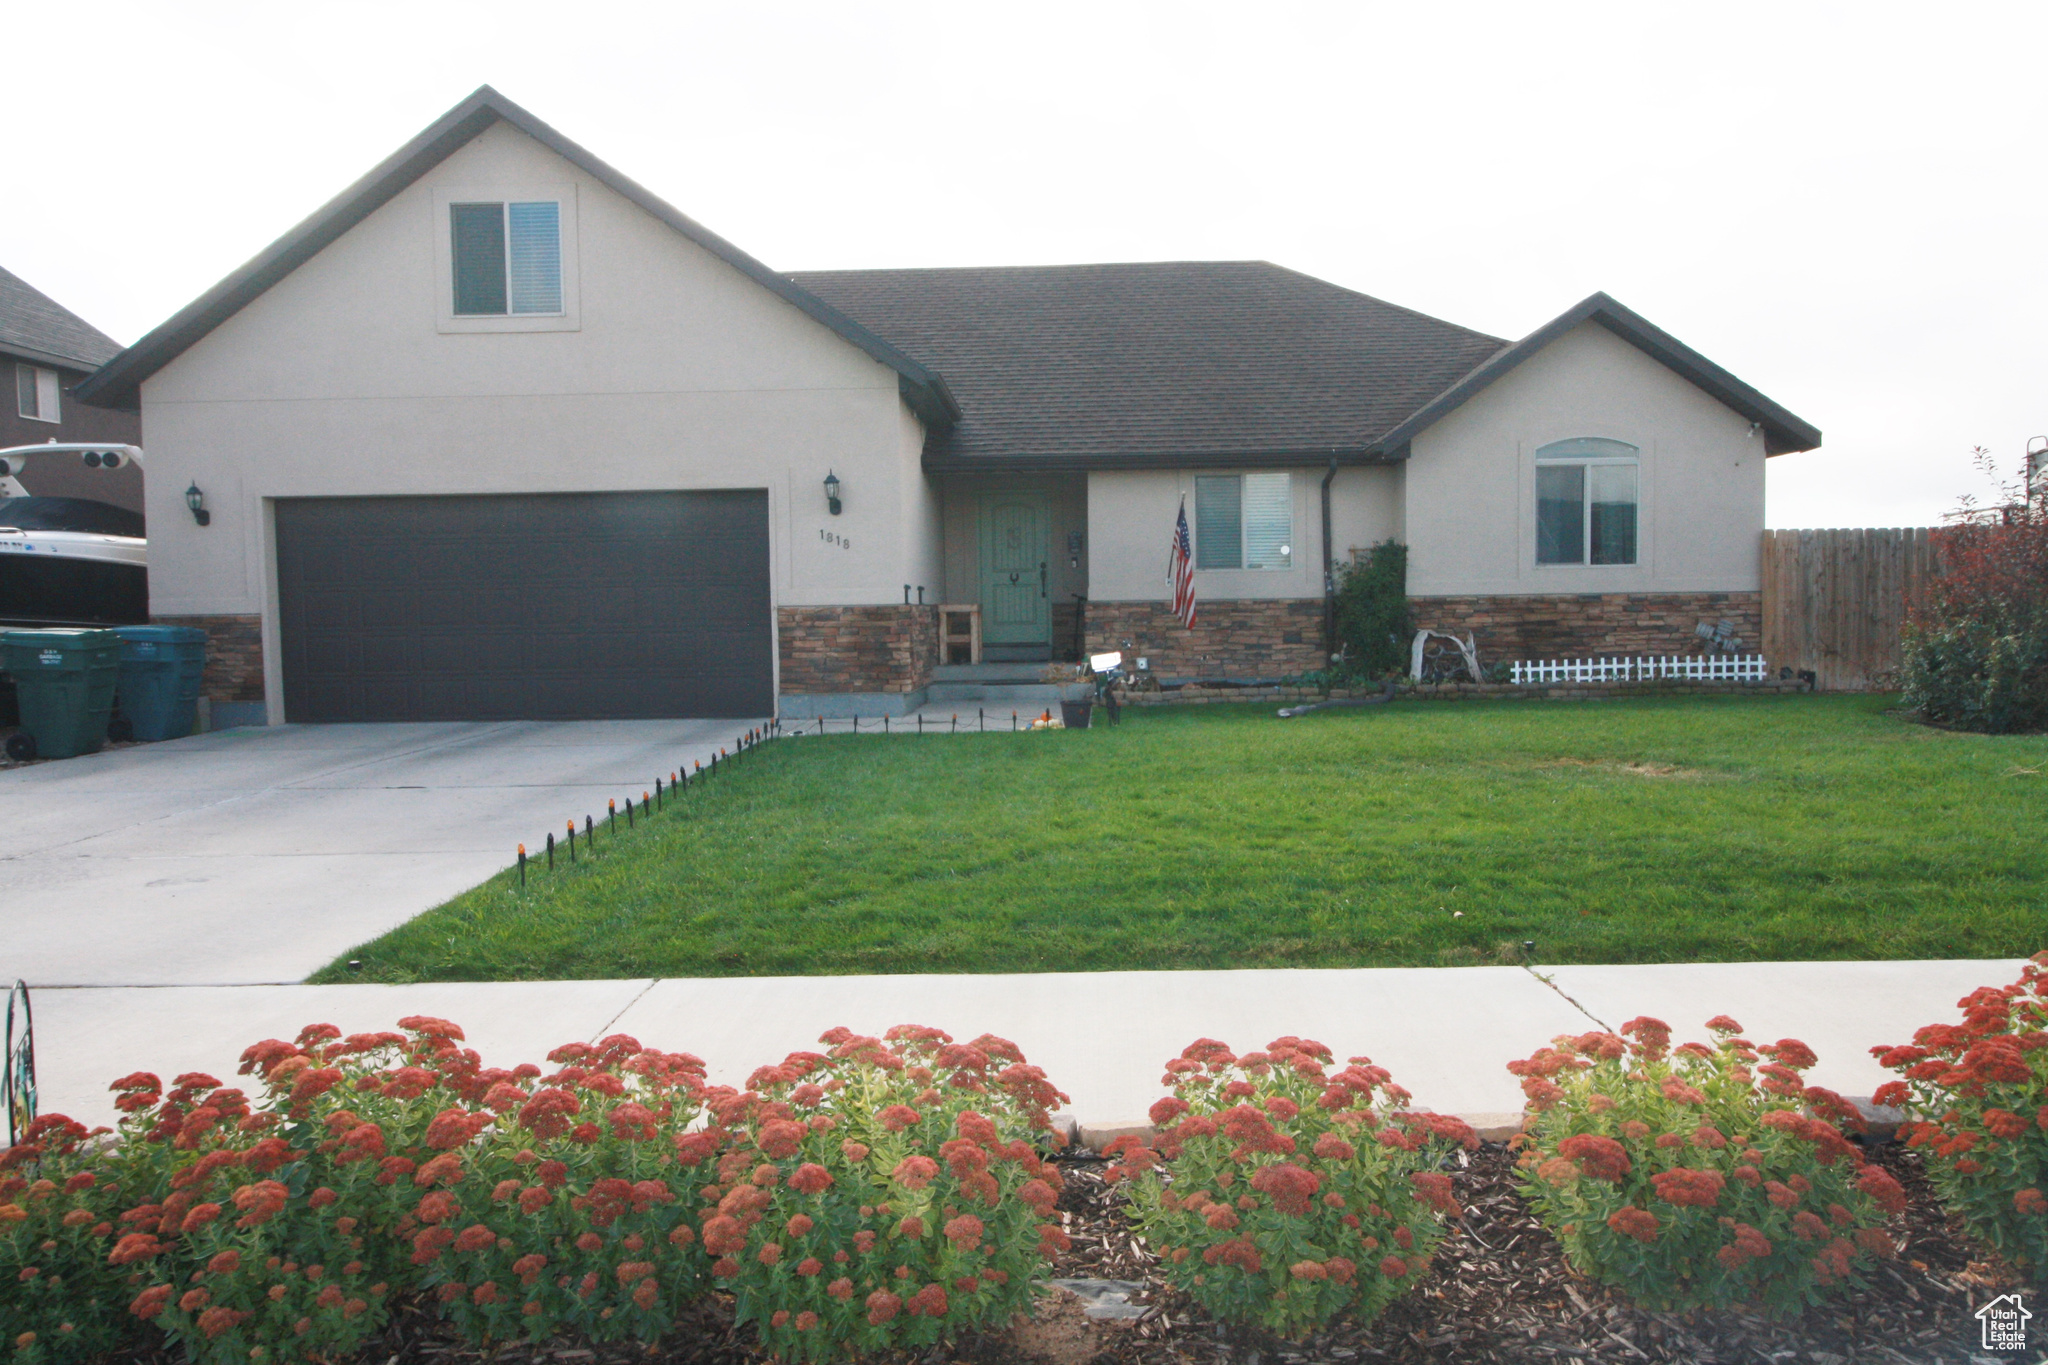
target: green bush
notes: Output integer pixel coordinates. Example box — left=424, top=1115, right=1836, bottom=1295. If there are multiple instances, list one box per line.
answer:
left=1332, top=542, right=1411, bottom=679
left=1510, top=1016, right=1905, bottom=1314
left=1109, top=1036, right=1473, bottom=1339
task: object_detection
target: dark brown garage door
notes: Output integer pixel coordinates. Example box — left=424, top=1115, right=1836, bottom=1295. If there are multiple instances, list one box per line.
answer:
left=275, top=492, right=771, bottom=721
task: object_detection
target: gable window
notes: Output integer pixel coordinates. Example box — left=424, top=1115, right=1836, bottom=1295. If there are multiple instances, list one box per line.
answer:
left=1195, top=472, right=1292, bottom=570
left=15, top=364, right=60, bottom=423
left=1536, top=438, right=1637, bottom=566
left=450, top=200, right=562, bottom=315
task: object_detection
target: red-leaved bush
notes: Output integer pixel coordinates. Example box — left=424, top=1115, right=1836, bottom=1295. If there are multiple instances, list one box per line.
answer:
left=699, top=1025, right=1071, bottom=1363
left=1110, top=1037, right=1476, bottom=1338
left=1900, top=449, right=2048, bottom=732
left=1512, top=1016, right=1903, bottom=1312
left=1873, top=952, right=2048, bottom=1272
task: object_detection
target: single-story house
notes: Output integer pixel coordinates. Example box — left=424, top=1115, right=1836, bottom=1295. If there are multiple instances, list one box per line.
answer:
left=78, top=87, right=1818, bottom=726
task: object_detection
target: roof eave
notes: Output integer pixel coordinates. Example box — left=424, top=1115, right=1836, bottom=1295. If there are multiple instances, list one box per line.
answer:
left=1364, top=292, right=1821, bottom=459
left=0, top=341, right=107, bottom=375
left=924, top=446, right=1398, bottom=474
left=77, top=86, right=957, bottom=425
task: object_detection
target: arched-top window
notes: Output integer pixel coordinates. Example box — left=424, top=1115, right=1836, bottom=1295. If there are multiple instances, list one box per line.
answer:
left=1536, top=438, right=1638, bottom=565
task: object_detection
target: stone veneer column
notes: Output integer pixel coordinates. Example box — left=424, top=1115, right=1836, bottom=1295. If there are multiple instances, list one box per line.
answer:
left=151, top=613, right=265, bottom=705
left=777, top=605, right=941, bottom=695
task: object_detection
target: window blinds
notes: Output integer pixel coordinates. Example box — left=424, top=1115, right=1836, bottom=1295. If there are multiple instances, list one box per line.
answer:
left=506, top=202, right=562, bottom=314
left=1241, top=472, right=1291, bottom=569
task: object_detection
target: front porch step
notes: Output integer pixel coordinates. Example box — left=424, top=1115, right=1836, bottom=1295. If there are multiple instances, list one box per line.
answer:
left=927, top=681, right=1079, bottom=704
left=932, top=663, right=1060, bottom=684
left=982, top=643, right=1052, bottom=663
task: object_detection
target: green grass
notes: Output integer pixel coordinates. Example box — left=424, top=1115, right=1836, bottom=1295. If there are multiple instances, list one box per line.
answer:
left=313, top=695, right=2048, bottom=983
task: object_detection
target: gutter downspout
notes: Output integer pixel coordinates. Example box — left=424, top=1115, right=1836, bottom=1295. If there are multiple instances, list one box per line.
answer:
left=1321, top=455, right=1339, bottom=669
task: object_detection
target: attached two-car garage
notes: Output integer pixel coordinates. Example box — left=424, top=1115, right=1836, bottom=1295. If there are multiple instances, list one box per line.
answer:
left=274, top=491, right=773, bottom=722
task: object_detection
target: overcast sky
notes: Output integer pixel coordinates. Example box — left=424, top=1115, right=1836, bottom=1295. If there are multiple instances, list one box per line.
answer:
left=8, top=2, right=2041, bottom=527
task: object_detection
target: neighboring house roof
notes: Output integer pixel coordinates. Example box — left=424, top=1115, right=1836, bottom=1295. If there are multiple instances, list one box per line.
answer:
left=791, top=262, right=1508, bottom=471
left=75, top=87, right=959, bottom=423
left=1368, top=291, right=1822, bottom=458
left=0, top=264, right=124, bottom=372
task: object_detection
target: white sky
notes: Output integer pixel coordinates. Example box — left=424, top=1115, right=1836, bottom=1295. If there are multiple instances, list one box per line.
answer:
left=7, top=1, right=2041, bottom=527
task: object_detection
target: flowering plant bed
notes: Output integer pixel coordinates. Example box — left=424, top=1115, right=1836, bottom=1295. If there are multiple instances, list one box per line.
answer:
left=1875, top=951, right=2048, bottom=1273
left=1510, top=1016, right=1904, bottom=1313
left=1105, top=1037, right=1474, bottom=1338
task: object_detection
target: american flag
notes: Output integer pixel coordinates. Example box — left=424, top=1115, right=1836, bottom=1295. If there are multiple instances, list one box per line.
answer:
left=1167, top=495, right=1198, bottom=628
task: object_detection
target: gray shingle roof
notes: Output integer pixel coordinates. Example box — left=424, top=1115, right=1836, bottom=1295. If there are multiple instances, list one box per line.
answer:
left=788, top=262, right=1509, bottom=469
left=0, top=264, right=123, bottom=371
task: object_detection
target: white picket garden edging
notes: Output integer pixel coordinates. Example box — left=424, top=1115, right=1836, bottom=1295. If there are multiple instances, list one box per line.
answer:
left=1509, top=654, right=1770, bottom=686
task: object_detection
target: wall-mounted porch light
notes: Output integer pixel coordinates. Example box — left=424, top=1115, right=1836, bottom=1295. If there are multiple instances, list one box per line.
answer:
left=184, top=481, right=211, bottom=527
left=824, top=470, right=842, bottom=516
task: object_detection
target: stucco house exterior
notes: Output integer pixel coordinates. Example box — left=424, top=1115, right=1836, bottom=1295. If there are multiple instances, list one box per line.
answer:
left=78, top=87, right=1818, bottom=726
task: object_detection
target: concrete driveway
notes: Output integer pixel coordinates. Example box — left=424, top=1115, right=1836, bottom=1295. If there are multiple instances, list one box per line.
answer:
left=0, top=718, right=763, bottom=987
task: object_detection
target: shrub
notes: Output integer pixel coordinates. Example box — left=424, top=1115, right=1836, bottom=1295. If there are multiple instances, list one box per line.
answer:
left=1332, top=541, right=1411, bottom=679
left=1109, top=1036, right=1475, bottom=1339
left=699, top=1025, right=1070, bottom=1363
left=1511, top=1016, right=1904, bottom=1313
left=0, top=1115, right=144, bottom=1365
left=1872, top=951, right=2048, bottom=1272
left=1899, top=449, right=2048, bottom=733
left=1, top=1017, right=722, bottom=1365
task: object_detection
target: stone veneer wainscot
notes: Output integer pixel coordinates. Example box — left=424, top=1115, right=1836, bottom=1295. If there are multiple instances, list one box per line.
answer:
left=1410, top=592, right=1763, bottom=664
left=1086, top=598, right=1326, bottom=680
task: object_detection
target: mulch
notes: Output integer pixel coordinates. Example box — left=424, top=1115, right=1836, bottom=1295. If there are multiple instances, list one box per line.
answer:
left=205, top=1137, right=2034, bottom=1365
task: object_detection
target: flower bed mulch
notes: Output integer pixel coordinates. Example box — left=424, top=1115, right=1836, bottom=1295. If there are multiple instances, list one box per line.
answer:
left=91, top=1140, right=2043, bottom=1365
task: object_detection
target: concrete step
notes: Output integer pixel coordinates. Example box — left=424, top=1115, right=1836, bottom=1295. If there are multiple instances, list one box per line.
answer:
left=926, top=681, right=1077, bottom=703
left=932, top=663, right=1060, bottom=684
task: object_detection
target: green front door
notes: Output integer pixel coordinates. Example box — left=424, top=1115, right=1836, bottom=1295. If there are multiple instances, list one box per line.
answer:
left=979, top=491, right=1050, bottom=646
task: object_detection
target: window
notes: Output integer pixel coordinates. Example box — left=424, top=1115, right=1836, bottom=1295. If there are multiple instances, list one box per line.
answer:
left=1536, top=438, right=1637, bottom=565
left=15, top=364, right=60, bottom=423
left=450, top=200, right=562, bottom=315
left=1195, top=472, right=1292, bottom=570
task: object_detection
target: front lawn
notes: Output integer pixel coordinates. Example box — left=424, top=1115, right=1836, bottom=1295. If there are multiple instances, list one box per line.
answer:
left=316, top=695, right=2046, bottom=982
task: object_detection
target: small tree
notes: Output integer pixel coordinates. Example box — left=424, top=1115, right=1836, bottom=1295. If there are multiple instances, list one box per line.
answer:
left=1899, top=448, right=2048, bottom=733
left=1332, top=542, right=1411, bottom=679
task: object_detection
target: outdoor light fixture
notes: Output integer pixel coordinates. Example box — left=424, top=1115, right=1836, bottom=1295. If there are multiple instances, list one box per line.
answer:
left=184, top=481, right=211, bottom=527
left=824, top=470, right=842, bottom=515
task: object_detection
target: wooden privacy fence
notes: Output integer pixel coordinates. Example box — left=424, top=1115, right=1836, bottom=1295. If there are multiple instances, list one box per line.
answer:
left=1760, top=527, right=1939, bottom=691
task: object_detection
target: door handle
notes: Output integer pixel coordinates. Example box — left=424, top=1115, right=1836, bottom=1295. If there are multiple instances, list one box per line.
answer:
left=1039, top=561, right=1047, bottom=597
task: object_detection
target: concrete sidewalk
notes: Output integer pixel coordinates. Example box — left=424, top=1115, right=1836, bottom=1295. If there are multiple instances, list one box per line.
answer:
left=23, top=959, right=2019, bottom=1139
left=0, top=718, right=765, bottom=987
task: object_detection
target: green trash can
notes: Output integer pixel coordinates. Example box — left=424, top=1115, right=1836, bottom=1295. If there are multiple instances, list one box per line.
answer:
left=1, top=629, right=121, bottom=761
left=111, top=626, right=208, bottom=742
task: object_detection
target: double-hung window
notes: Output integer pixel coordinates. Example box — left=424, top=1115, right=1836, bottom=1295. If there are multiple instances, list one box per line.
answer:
left=1195, top=472, right=1292, bottom=570
left=1535, top=438, right=1638, bottom=566
left=450, top=200, right=563, bottom=315
left=15, top=364, right=60, bottom=423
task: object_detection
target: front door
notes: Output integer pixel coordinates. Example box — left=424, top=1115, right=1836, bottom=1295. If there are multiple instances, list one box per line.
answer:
left=979, top=491, right=1050, bottom=647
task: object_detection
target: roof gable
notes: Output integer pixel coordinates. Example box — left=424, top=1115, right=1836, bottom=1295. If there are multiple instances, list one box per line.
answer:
left=0, top=265, right=123, bottom=371
left=1367, top=292, right=1820, bottom=458
left=76, top=87, right=958, bottom=422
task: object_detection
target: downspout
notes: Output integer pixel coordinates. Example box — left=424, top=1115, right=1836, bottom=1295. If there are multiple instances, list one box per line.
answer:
left=1320, top=455, right=1339, bottom=669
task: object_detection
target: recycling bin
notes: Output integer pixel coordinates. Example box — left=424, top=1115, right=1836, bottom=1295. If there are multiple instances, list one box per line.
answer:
left=1, top=629, right=121, bottom=761
left=111, top=625, right=208, bottom=742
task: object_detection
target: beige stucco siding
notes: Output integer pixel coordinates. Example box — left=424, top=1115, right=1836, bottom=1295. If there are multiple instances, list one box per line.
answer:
left=1402, top=321, right=1767, bottom=598
left=1087, top=466, right=1402, bottom=603
left=139, top=121, right=935, bottom=642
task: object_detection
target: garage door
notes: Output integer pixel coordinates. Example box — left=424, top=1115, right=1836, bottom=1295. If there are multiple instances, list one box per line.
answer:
left=275, top=492, right=772, bottom=721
